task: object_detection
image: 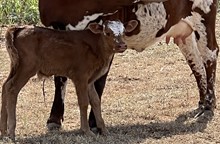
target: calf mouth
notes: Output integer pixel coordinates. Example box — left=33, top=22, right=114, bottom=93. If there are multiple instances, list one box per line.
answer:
left=114, top=47, right=127, bottom=53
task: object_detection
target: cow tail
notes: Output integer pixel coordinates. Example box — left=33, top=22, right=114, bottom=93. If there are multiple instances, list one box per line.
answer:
left=5, top=26, right=22, bottom=75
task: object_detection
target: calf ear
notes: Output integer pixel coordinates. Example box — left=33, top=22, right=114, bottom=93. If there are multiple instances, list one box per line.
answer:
left=125, top=20, right=138, bottom=33
left=88, top=23, right=103, bottom=34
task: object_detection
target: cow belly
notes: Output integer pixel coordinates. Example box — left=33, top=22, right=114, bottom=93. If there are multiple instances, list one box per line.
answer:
left=125, top=3, right=167, bottom=52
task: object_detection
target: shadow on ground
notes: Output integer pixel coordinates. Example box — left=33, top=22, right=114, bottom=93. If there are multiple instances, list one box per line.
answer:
left=2, top=109, right=213, bottom=144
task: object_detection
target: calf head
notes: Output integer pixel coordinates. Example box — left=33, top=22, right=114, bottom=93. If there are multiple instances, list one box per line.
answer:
left=88, top=20, right=138, bottom=53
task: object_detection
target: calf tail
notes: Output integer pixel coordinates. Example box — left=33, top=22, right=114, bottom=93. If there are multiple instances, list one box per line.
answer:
left=5, top=26, right=23, bottom=74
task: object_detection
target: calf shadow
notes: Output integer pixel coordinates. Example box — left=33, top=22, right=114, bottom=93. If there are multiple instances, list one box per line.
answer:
left=8, top=109, right=213, bottom=143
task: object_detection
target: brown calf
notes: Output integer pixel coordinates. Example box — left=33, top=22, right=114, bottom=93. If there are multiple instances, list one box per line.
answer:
left=0, top=20, right=138, bottom=139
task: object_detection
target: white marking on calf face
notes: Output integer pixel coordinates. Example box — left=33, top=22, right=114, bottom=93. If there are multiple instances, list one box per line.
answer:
left=66, top=13, right=103, bottom=30
left=125, top=3, right=167, bottom=52
left=190, top=0, right=213, bottom=14
left=106, top=21, right=125, bottom=36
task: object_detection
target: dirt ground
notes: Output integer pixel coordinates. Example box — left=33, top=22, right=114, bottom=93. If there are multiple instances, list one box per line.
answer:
left=0, top=14, right=220, bottom=144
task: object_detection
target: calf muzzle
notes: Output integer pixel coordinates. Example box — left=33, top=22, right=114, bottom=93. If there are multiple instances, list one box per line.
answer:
left=114, top=43, right=127, bottom=53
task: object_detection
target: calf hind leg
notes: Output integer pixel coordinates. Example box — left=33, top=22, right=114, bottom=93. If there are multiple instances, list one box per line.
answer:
left=0, top=83, right=9, bottom=136
left=0, top=70, right=17, bottom=136
left=1, top=66, right=35, bottom=139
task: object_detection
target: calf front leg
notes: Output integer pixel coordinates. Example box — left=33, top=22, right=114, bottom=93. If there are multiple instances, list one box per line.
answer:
left=75, top=82, right=95, bottom=137
left=89, top=57, right=113, bottom=129
left=89, top=83, right=108, bottom=135
left=47, top=76, right=67, bottom=130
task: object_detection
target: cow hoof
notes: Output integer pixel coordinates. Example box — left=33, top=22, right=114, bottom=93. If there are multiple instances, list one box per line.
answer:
left=194, top=109, right=205, bottom=118
left=194, top=108, right=214, bottom=120
left=46, top=117, right=62, bottom=130
left=195, top=110, right=214, bottom=123
left=90, top=127, right=99, bottom=134
left=47, top=122, right=61, bottom=130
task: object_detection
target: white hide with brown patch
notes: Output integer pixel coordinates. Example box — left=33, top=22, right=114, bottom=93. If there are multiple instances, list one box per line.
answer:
left=124, top=1, right=216, bottom=99
left=190, top=0, right=213, bottom=13
left=63, top=0, right=217, bottom=111
left=66, top=13, right=104, bottom=30
left=125, top=2, right=167, bottom=51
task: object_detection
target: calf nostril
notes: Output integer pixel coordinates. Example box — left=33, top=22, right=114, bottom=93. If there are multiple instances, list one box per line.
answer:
left=118, top=43, right=127, bottom=49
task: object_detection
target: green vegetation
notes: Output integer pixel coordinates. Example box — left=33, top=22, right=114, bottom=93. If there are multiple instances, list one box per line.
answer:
left=0, top=0, right=39, bottom=25
left=0, top=0, right=219, bottom=25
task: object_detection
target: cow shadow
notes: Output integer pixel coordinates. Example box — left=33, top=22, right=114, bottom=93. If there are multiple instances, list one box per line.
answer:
left=7, top=109, right=213, bottom=143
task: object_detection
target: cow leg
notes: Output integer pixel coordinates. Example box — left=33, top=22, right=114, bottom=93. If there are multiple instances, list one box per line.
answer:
left=47, top=76, right=67, bottom=129
left=88, top=83, right=108, bottom=135
left=46, top=23, right=67, bottom=130
left=202, top=49, right=219, bottom=111
left=194, top=23, right=219, bottom=112
left=178, top=32, right=208, bottom=115
left=74, top=81, right=95, bottom=137
left=89, top=57, right=113, bottom=129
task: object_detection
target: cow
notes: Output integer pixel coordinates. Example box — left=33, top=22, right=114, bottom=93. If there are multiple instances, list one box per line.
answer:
left=38, top=0, right=171, bottom=130
left=38, top=0, right=219, bottom=131
left=0, top=20, right=139, bottom=139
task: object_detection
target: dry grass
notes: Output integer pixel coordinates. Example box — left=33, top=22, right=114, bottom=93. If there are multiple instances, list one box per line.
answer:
left=0, top=14, right=220, bottom=144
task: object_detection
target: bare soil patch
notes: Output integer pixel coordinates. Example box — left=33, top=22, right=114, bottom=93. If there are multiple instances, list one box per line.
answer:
left=0, top=14, right=220, bottom=144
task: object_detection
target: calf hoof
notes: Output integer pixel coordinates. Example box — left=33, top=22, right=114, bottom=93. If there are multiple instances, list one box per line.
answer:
left=83, top=130, right=96, bottom=137
left=100, top=128, right=109, bottom=136
left=2, top=136, right=16, bottom=143
left=0, top=122, right=7, bottom=136
left=0, top=127, right=7, bottom=136
left=7, top=132, right=15, bottom=142
left=46, top=117, right=62, bottom=130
